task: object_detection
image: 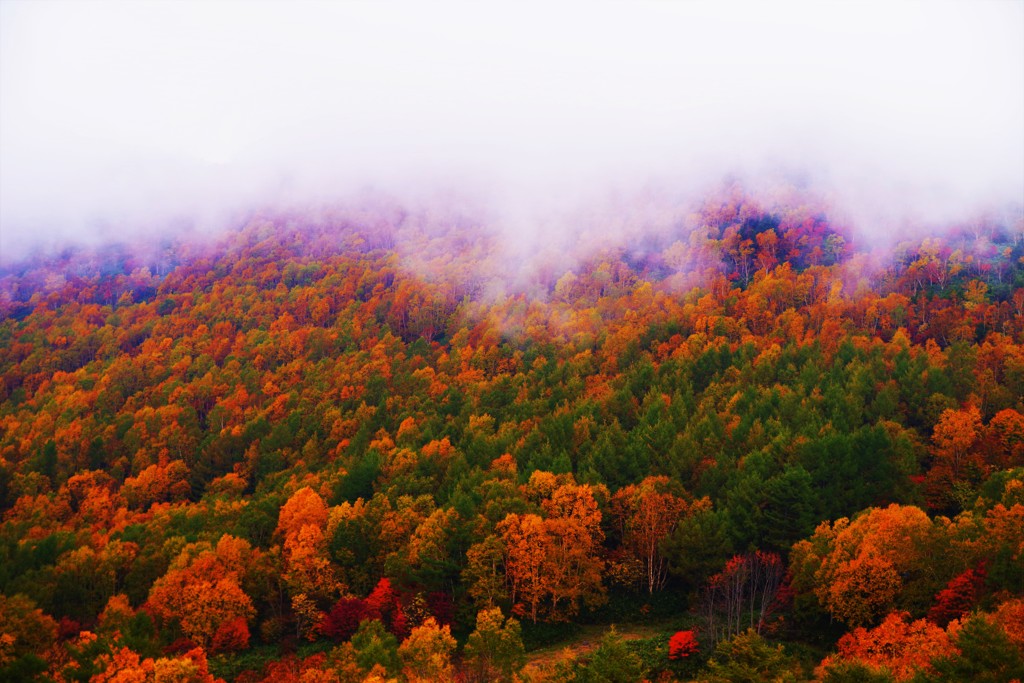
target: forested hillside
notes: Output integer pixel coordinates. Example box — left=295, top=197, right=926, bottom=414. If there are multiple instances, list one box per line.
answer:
left=1, top=184, right=1023, bottom=682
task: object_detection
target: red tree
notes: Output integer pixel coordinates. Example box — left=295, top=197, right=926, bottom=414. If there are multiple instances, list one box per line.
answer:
left=668, top=630, right=700, bottom=660
left=927, top=564, right=987, bottom=627
left=319, top=597, right=367, bottom=641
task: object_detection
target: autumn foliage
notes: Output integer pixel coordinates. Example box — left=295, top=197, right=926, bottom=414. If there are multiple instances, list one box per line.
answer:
left=668, top=629, right=700, bottom=659
left=819, top=611, right=955, bottom=681
left=0, top=186, right=1022, bottom=680
left=927, top=564, right=987, bottom=627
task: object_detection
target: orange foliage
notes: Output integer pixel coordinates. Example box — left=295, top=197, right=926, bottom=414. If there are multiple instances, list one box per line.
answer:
left=987, top=409, right=1024, bottom=468
left=120, top=460, right=191, bottom=509
left=927, top=406, right=984, bottom=501
left=92, top=646, right=218, bottom=683
left=146, top=535, right=257, bottom=647
left=498, top=482, right=606, bottom=623
left=277, top=487, right=330, bottom=540
left=992, top=598, right=1024, bottom=649
left=397, top=617, right=456, bottom=683
left=1, top=191, right=1023, bottom=680
left=611, top=476, right=688, bottom=594
left=793, top=505, right=936, bottom=626
left=820, top=611, right=955, bottom=681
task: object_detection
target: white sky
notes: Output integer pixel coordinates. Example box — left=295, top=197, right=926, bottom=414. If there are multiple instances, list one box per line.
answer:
left=1, top=0, right=1022, bottom=257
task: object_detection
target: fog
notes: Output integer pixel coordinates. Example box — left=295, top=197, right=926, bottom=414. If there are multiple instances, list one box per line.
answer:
left=1, top=0, right=1022, bottom=261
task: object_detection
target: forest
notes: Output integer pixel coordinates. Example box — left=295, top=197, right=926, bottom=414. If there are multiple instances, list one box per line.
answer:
left=1, top=182, right=1022, bottom=682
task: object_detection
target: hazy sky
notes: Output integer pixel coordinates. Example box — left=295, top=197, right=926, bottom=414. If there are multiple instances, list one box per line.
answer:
left=1, top=0, right=1022, bottom=258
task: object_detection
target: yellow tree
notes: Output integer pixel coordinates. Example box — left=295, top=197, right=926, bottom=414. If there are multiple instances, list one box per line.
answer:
left=397, top=617, right=456, bottom=683
left=463, top=534, right=507, bottom=610
left=462, top=607, right=525, bottom=683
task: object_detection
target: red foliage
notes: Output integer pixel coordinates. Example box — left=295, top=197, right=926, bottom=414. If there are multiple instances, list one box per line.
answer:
left=163, top=637, right=199, bottom=655
left=927, top=564, right=987, bottom=627
left=391, top=602, right=410, bottom=640
left=319, top=597, right=367, bottom=641
left=364, top=576, right=411, bottom=637
left=365, top=577, right=397, bottom=622
left=58, top=616, right=82, bottom=640
left=703, top=551, right=786, bottom=642
left=211, top=616, right=251, bottom=653
left=255, top=654, right=303, bottom=683
left=825, top=611, right=953, bottom=681
left=668, top=630, right=700, bottom=659
left=426, top=591, right=454, bottom=626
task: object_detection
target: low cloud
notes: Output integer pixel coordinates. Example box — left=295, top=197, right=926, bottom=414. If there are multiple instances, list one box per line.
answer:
left=2, top=0, right=1021, bottom=261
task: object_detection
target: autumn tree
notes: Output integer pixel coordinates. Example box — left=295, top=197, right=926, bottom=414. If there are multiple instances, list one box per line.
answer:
left=277, top=486, right=341, bottom=604
left=145, top=535, right=257, bottom=648
left=462, top=607, right=525, bottom=683
left=497, top=479, right=606, bottom=623
left=91, top=645, right=217, bottom=683
left=97, top=593, right=135, bottom=635
left=319, top=597, right=367, bottom=641
left=790, top=505, right=938, bottom=627
left=818, top=611, right=953, bottom=681
left=915, top=614, right=1024, bottom=683
left=541, top=482, right=607, bottom=621
left=669, top=630, right=700, bottom=660
left=497, top=513, right=548, bottom=623
left=462, top=534, right=507, bottom=610
left=702, top=551, right=786, bottom=644
left=986, top=408, right=1024, bottom=469
left=610, top=475, right=688, bottom=594
left=397, top=617, right=456, bottom=683
left=926, top=406, right=984, bottom=509
left=927, top=564, right=986, bottom=627
left=120, top=460, right=192, bottom=509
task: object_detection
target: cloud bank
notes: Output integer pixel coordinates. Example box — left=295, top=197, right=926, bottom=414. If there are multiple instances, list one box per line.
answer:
left=1, top=0, right=1022, bottom=259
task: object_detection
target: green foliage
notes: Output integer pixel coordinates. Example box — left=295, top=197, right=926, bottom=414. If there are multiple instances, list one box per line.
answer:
left=336, top=450, right=381, bottom=503
left=521, top=620, right=581, bottom=652
left=698, top=630, right=800, bottom=683
left=760, top=466, right=817, bottom=552
left=911, top=616, right=1024, bottom=683
left=350, top=619, right=399, bottom=675
left=662, top=506, right=732, bottom=594
left=463, top=608, right=526, bottom=682
left=0, top=195, right=1022, bottom=679
left=820, top=660, right=896, bottom=683
left=0, top=654, right=48, bottom=683
left=574, top=627, right=647, bottom=683
left=798, top=425, right=908, bottom=521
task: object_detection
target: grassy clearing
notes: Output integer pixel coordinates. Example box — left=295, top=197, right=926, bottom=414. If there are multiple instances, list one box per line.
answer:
left=521, top=619, right=677, bottom=677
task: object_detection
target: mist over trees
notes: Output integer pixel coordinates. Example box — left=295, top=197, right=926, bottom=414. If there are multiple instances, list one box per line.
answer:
left=1, top=182, right=1022, bottom=681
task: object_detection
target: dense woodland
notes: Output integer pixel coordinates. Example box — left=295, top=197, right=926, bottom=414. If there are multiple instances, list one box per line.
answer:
left=1, top=183, right=1023, bottom=682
